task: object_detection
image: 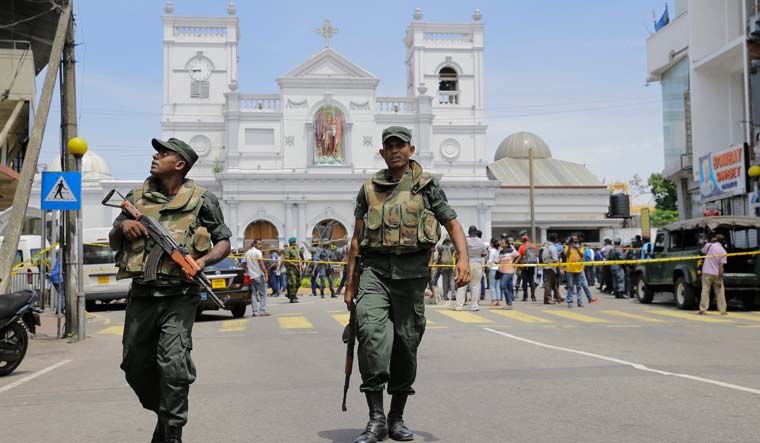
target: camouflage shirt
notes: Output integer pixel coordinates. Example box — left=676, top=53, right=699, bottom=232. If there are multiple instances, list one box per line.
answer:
left=354, top=165, right=457, bottom=279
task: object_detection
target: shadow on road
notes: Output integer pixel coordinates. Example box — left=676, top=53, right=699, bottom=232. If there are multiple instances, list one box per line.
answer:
left=195, top=312, right=237, bottom=323
left=317, top=429, right=440, bottom=443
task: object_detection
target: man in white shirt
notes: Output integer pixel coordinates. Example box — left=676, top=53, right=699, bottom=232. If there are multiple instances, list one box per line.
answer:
left=245, top=239, right=270, bottom=316
left=454, top=225, right=488, bottom=311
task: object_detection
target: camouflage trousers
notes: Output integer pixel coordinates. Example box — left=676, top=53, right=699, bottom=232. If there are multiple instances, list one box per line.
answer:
left=285, top=266, right=300, bottom=297
left=611, top=265, right=625, bottom=294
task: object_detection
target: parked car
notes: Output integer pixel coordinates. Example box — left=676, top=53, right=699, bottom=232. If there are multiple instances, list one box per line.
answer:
left=0, top=235, right=48, bottom=293
left=83, top=227, right=131, bottom=309
left=634, top=216, right=760, bottom=310
left=198, top=257, right=252, bottom=318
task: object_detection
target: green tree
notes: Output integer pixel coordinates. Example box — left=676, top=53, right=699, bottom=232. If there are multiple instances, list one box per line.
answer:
left=647, top=173, right=677, bottom=211
left=650, top=209, right=679, bottom=227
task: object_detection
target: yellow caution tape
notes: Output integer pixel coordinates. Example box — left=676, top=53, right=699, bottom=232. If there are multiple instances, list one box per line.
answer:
left=236, top=250, right=760, bottom=269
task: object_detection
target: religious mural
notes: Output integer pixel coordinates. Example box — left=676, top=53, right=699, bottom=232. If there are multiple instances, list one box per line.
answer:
left=314, top=106, right=344, bottom=164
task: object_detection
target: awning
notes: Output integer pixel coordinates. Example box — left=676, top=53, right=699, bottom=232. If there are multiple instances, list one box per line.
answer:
left=663, top=216, right=760, bottom=231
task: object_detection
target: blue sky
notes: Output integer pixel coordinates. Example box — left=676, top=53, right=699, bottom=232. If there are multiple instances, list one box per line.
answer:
left=39, top=0, right=674, bottom=192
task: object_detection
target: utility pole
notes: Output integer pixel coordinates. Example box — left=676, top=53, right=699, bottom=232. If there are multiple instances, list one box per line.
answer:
left=61, top=4, right=80, bottom=338
left=0, top=2, right=73, bottom=294
left=529, top=147, right=536, bottom=242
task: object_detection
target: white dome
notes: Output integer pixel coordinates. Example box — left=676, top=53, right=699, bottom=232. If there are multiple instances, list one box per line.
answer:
left=47, top=150, right=113, bottom=181
left=494, top=132, right=552, bottom=161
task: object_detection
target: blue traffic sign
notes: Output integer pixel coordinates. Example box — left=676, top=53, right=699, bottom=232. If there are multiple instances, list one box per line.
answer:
left=41, top=171, right=81, bottom=210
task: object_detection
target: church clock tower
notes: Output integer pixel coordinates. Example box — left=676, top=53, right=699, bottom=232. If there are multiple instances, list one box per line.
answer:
left=160, top=2, right=240, bottom=176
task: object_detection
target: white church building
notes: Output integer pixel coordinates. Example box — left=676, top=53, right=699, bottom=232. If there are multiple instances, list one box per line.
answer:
left=23, top=5, right=619, bottom=249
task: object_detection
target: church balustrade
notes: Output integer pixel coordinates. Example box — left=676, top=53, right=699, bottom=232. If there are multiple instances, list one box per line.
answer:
left=375, top=97, right=415, bottom=114
left=240, top=94, right=281, bottom=112
left=437, top=90, right=459, bottom=105
left=173, top=26, right=227, bottom=37
left=423, top=32, right=472, bottom=42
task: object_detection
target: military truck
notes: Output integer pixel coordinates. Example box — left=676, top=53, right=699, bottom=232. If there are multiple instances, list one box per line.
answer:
left=633, top=216, right=760, bottom=310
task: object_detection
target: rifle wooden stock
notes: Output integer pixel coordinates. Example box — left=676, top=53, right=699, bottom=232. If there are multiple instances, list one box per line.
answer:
left=341, top=255, right=361, bottom=411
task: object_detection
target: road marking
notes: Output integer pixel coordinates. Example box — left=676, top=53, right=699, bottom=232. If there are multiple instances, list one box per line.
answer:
left=437, top=310, right=492, bottom=324
left=103, top=317, right=112, bottom=326
left=601, top=310, right=665, bottom=323
left=220, top=319, right=248, bottom=332
left=722, top=313, right=760, bottom=322
left=490, top=310, right=554, bottom=323
left=543, top=311, right=609, bottom=323
left=483, top=328, right=760, bottom=396
left=0, top=360, right=72, bottom=394
left=278, top=316, right=314, bottom=329
left=332, top=313, right=349, bottom=327
left=646, top=310, right=734, bottom=323
left=97, top=325, right=124, bottom=335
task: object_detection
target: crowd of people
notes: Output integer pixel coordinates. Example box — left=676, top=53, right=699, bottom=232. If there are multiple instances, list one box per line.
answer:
left=424, top=226, right=654, bottom=310
left=240, top=239, right=350, bottom=314
left=238, top=229, right=654, bottom=315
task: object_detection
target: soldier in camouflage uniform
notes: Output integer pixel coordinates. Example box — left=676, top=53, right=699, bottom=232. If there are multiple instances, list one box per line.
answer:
left=610, top=238, right=626, bottom=298
left=283, top=237, right=302, bottom=303
left=109, top=138, right=231, bottom=443
left=343, top=126, right=470, bottom=443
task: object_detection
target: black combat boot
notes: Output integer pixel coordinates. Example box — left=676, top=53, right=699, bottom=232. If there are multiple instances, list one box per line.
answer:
left=387, top=394, right=414, bottom=441
left=354, top=391, right=387, bottom=443
left=150, top=418, right=164, bottom=443
left=164, top=425, right=182, bottom=443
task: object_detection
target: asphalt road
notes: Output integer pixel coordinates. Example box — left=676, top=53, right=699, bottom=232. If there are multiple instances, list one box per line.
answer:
left=3, top=288, right=759, bottom=443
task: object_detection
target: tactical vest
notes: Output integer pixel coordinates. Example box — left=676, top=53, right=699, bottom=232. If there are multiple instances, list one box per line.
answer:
left=360, top=163, right=440, bottom=253
left=116, top=179, right=211, bottom=282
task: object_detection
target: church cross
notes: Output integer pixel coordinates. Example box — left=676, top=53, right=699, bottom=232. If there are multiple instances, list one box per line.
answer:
left=316, top=19, right=338, bottom=48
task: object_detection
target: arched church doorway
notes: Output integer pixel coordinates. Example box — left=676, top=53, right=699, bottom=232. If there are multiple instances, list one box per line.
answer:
left=311, top=219, right=348, bottom=248
left=244, top=220, right=279, bottom=251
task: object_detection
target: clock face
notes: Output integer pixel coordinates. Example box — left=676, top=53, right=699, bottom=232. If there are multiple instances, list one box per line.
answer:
left=187, top=57, right=212, bottom=81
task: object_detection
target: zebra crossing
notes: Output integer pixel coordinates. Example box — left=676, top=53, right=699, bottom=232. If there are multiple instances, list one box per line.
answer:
left=92, top=304, right=760, bottom=336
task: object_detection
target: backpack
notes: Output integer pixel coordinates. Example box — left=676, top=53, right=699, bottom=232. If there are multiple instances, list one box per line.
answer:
left=541, top=243, right=554, bottom=264
left=524, top=244, right=539, bottom=264
left=439, top=245, right=454, bottom=265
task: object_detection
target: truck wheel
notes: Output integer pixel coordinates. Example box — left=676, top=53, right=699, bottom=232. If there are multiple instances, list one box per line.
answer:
left=230, top=304, right=246, bottom=318
left=674, top=276, right=696, bottom=310
left=635, top=274, right=654, bottom=304
left=742, top=294, right=756, bottom=310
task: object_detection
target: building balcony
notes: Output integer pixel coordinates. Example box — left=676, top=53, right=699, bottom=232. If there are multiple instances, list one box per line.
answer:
left=436, top=90, right=459, bottom=105
left=647, top=11, right=689, bottom=81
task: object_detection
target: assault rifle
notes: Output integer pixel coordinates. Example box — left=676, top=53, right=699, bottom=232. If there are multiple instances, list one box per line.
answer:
left=341, top=255, right=361, bottom=411
left=102, top=189, right=228, bottom=309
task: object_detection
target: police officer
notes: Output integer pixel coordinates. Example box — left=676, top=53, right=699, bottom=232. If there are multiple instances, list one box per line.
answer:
left=109, top=138, right=231, bottom=443
left=283, top=237, right=302, bottom=303
left=344, top=126, right=470, bottom=443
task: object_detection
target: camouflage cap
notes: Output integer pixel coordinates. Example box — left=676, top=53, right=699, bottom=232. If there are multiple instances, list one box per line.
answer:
left=381, top=126, right=412, bottom=144
left=151, top=138, right=199, bottom=169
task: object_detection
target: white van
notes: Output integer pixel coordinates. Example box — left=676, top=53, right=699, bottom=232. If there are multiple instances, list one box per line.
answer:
left=0, top=235, right=48, bottom=293
left=83, top=227, right=130, bottom=308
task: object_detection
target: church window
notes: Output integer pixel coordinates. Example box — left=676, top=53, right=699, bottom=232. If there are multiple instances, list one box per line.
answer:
left=313, top=106, right=345, bottom=165
left=438, top=67, right=458, bottom=104
left=190, top=81, right=209, bottom=98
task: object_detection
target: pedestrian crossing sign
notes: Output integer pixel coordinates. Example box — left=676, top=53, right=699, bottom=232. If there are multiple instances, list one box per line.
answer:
left=41, top=171, right=81, bottom=210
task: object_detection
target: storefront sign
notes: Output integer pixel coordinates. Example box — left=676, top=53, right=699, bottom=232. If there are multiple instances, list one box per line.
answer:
left=698, top=145, right=746, bottom=202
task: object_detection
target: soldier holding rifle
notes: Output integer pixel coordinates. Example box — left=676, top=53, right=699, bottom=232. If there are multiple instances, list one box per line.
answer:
left=108, top=138, right=231, bottom=443
left=343, top=126, right=470, bottom=443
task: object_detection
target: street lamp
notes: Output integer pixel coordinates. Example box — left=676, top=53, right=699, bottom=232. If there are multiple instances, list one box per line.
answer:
left=67, top=137, right=87, bottom=341
left=749, top=164, right=760, bottom=217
